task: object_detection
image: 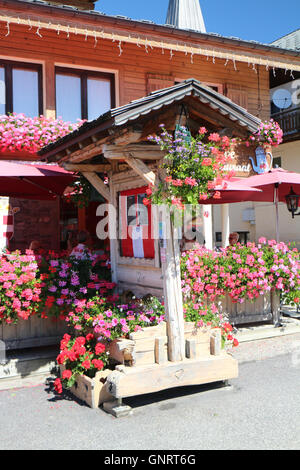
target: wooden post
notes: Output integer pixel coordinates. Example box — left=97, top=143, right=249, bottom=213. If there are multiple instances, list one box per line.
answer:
left=78, top=207, right=86, bottom=231
left=162, top=207, right=185, bottom=362
left=108, top=179, right=118, bottom=285
left=210, top=329, right=222, bottom=356
left=271, top=290, right=281, bottom=326
left=186, top=339, right=197, bottom=359
left=81, top=170, right=118, bottom=284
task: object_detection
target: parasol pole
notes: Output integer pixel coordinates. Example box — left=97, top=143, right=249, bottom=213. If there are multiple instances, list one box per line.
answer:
left=275, top=183, right=279, bottom=242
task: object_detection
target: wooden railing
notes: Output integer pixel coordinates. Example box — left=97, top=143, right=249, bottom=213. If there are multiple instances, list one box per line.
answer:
left=272, top=107, right=300, bottom=137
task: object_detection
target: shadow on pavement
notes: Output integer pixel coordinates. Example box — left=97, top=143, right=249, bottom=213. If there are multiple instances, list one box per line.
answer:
left=122, top=380, right=230, bottom=410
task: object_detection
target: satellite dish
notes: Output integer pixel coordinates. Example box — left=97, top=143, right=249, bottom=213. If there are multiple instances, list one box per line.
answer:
left=272, top=89, right=292, bottom=110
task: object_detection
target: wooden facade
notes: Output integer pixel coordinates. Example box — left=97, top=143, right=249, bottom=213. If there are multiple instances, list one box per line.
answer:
left=39, top=78, right=264, bottom=358
left=2, top=0, right=298, bottom=126
left=0, top=2, right=299, bottom=316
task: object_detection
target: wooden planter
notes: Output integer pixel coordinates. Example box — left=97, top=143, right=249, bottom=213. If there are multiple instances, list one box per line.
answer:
left=108, top=321, right=222, bottom=366
left=60, top=365, right=113, bottom=409
left=1, top=315, right=69, bottom=350
left=184, top=322, right=222, bottom=358
left=217, top=291, right=280, bottom=326
left=109, top=322, right=168, bottom=367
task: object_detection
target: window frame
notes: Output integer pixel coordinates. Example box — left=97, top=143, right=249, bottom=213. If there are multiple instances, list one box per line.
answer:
left=55, top=66, right=116, bottom=121
left=0, top=59, right=43, bottom=116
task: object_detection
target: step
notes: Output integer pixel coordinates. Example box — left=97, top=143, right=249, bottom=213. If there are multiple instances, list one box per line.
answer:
left=0, top=346, right=59, bottom=390
left=235, top=318, right=300, bottom=343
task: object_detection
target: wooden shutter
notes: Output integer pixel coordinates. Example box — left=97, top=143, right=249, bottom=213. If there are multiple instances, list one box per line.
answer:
left=147, top=74, right=174, bottom=94
left=226, top=87, right=249, bottom=110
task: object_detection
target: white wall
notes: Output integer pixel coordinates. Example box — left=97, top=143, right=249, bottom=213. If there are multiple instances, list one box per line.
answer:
left=213, top=140, right=300, bottom=247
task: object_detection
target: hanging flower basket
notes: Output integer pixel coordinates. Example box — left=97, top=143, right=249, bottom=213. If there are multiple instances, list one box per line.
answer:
left=146, top=125, right=234, bottom=209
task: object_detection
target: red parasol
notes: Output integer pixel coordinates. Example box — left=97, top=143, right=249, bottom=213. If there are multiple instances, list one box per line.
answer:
left=232, top=167, right=300, bottom=241
left=0, top=161, right=76, bottom=200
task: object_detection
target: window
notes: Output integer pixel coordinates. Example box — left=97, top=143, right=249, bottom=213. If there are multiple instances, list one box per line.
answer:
left=273, top=157, right=282, bottom=168
left=237, top=231, right=250, bottom=245
left=119, top=187, right=155, bottom=259
left=215, top=232, right=222, bottom=243
left=0, top=60, right=42, bottom=117
left=55, top=67, right=115, bottom=122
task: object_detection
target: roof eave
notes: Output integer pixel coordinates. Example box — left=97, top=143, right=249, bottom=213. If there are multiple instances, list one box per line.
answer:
left=6, top=0, right=300, bottom=59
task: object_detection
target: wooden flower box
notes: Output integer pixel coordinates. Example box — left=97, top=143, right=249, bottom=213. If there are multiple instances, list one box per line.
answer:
left=216, top=291, right=281, bottom=326
left=60, top=365, right=113, bottom=409
left=109, top=322, right=168, bottom=367
left=1, top=316, right=69, bottom=351
left=108, top=321, right=222, bottom=366
left=184, top=322, right=222, bottom=358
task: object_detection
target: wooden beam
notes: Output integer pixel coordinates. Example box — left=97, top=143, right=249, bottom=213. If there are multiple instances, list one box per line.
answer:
left=63, top=163, right=112, bottom=172
left=105, top=355, right=238, bottom=398
left=66, top=128, right=145, bottom=164
left=113, top=130, right=143, bottom=146
left=123, top=154, right=157, bottom=187
left=103, top=144, right=164, bottom=161
left=69, top=144, right=103, bottom=163
left=82, top=172, right=111, bottom=202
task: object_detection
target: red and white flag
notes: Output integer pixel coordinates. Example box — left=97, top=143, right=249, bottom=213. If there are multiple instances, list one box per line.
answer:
left=120, top=187, right=154, bottom=259
left=0, top=198, right=19, bottom=250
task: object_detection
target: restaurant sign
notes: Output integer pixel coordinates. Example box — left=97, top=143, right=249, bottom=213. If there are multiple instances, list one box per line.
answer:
left=224, top=143, right=273, bottom=178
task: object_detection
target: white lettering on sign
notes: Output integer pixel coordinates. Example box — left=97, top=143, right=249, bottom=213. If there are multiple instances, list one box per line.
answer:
left=223, top=163, right=252, bottom=173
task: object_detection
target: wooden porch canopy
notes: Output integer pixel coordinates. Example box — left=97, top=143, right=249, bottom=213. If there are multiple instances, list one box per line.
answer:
left=39, top=78, right=261, bottom=164
left=39, top=78, right=261, bottom=363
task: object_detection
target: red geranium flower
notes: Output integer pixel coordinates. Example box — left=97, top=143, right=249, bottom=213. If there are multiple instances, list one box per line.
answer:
left=86, top=333, right=94, bottom=342
left=81, top=359, right=91, bottom=370
left=62, top=369, right=72, bottom=380
left=95, top=342, right=106, bottom=355
left=54, top=378, right=63, bottom=394
left=92, top=359, right=104, bottom=370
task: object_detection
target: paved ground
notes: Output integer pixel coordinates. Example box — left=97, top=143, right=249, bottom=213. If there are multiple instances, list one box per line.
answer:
left=0, top=333, right=299, bottom=451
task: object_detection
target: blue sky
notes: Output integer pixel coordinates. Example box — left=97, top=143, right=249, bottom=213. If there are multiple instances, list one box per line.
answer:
left=95, top=0, right=299, bottom=44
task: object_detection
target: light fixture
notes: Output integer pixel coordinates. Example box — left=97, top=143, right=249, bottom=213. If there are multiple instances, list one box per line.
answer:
left=285, top=186, right=300, bottom=218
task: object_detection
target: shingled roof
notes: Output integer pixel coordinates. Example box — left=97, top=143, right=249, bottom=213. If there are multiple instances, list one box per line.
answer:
left=39, top=78, right=261, bottom=159
left=271, top=29, right=300, bottom=52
